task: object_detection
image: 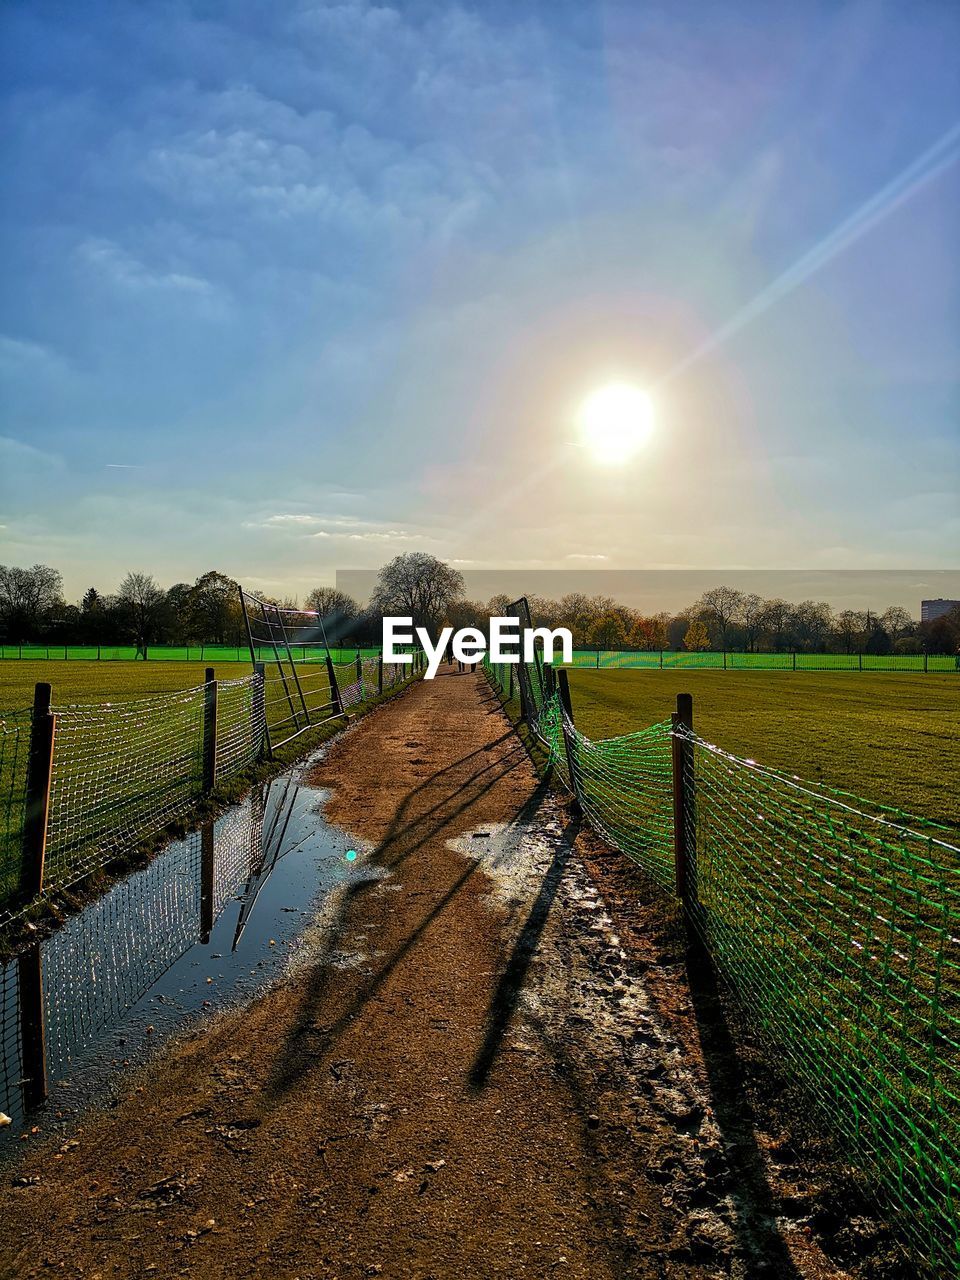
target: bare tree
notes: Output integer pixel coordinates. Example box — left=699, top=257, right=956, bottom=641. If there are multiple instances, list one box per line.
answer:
left=697, top=586, right=744, bottom=651
left=835, top=609, right=868, bottom=654
left=372, top=553, right=465, bottom=640
left=790, top=600, right=835, bottom=653
left=739, top=593, right=765, bottom=652
left=304, top=586, right=360, bottom=644
left=0, top=563, right=64, bottom=641
left=760, top=598, right=791, bottom=652
left=881, top=606, right=914, bottom=645
left=117, top=572, right=165, bottom=658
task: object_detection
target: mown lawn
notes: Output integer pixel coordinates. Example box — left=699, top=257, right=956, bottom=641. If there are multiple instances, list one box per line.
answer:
left=0, top=661, right=254, bottom=709
left=0, top=656, right=371, bottom=710
left=567, top=669, right=960, bottom=833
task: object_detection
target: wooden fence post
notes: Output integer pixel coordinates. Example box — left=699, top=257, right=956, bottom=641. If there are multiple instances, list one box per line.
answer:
left=22, top=682, right=56, bottom=898
left=671, top=693, right=696, bottom=903
left=202, top=668, right=217, bottom=793
left=326, top=653, right=345, bottom=717
left=556, top=668, right=582, bottom=815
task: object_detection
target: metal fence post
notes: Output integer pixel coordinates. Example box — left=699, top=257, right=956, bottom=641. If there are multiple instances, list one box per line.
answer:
left=326, top=653, right=345, bottom=717
left=202, top=667, right=217, bottom=793
left=544, top=664, right=556, bottom=698
left=556, top=668, right=583, bottom=815
left=22, top=681, right=56, bottom=898
left=252, top=661, right=268, bottom=757
left=671, top=693, right=696, bottom=904
left=378, top=655, right=384, bottom=696
left=356, top=654, right=363, bottom=690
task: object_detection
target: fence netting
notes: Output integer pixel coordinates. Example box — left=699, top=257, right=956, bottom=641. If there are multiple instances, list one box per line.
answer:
left=0, top=674, right=265, bottom=928
left=485, top=649, right=959, bottom=1275
left=0, top=711, right=31, bottom=909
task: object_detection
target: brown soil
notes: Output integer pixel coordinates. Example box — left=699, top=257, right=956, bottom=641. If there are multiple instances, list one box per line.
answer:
left=1, top=669, right=851, bottom=1279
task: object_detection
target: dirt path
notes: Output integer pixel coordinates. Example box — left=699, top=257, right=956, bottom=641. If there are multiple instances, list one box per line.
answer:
left=0, top=669, right=844, bottom=1279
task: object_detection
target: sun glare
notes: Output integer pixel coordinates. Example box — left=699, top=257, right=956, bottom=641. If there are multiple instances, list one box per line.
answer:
left=578, top=383, right=654, bottom=465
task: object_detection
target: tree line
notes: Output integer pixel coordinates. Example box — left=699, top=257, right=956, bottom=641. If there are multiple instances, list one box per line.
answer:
left=1, top=559, right=958, bottom=655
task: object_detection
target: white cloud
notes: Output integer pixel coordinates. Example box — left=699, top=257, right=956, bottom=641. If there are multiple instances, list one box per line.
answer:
left=0, top=334, right=68, bottom=376
left=77, top=238, right=216, bottom=297
left=0, top=435, right=65, bottom=472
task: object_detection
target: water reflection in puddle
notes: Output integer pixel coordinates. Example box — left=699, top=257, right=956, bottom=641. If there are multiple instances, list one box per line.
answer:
left=0, top=760, right=359, bottom=1137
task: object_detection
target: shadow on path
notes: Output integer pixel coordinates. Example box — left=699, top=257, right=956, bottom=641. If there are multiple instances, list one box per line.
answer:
left=470, top=802, right=579, bottom=1088
left=685, top=930, right=803, bottom=1278
left=260, top=684, right=532, bottom=1104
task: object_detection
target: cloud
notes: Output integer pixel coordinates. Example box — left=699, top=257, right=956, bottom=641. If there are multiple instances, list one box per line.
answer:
left=0, top=434, right=65, bottom=472
left=77, top=238, right=217, bottom=297
left=248, top=512, right=425, bottom=543
left=0, top=334, right=68, bottom=376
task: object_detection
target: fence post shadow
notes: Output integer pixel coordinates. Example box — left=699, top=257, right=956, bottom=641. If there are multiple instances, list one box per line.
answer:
left=684, top=924, right=803, bottom=1278
left=469, top=803, right=579, bottom=1089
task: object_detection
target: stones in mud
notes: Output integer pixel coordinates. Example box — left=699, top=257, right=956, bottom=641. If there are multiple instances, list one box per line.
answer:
left=685, top=1208, right=736, bottom=1257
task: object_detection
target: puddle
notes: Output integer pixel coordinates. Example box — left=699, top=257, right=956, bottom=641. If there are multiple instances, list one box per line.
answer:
left=0, top=755, right=365, bottom=1141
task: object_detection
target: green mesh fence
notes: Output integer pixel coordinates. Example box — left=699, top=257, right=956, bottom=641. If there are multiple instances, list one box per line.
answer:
left=560, top=650, right=959, bottom=672
left=484, top=654, right=960, bottom=1275
left=688, top=734, right=959, bottom=1274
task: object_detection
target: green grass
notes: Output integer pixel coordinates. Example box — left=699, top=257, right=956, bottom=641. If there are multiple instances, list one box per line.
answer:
left=0, top=660, right=255, bottom=709
left=0, top=658, right=414, bottom=921
left=0, top=644, right=379, bottom=663
left=0, top=658, right=384, bottom=708
left=567, top=669, right=960, bottom=833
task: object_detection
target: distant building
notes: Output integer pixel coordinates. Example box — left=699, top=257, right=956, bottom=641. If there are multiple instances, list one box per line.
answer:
left=921, top=599, right=960, bottom=623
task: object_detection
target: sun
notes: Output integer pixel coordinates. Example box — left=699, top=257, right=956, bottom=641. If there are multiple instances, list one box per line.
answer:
left=578, top=383, right=654, bottom=465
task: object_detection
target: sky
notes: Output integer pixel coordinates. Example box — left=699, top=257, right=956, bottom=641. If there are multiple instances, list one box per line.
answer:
left=1, top=0, right=958, bottom=602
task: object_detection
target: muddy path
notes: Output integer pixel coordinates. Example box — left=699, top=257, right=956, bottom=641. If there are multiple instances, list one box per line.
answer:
left=0, top=668, right=845, bottom=1279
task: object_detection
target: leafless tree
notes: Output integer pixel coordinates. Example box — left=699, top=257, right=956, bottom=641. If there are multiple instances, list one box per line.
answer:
left=371, top=553, right=465, bottom=640
left=0, top=563, right=63, bottom=640
left=117, top=572, right=165, bottom=658
left=696, top=586, right=744, bottom=651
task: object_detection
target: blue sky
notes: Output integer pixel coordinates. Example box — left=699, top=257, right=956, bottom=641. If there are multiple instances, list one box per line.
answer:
left=1, top=0, right=958, bottom=600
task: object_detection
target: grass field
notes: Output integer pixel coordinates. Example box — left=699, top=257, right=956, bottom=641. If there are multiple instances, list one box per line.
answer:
left=0, top=657, right=415, bottom=921
left=0, top=658, right=379, bottom=709
left=0, top=661, right=255, bottom=709
left=567, top=669, right=960, bottom=833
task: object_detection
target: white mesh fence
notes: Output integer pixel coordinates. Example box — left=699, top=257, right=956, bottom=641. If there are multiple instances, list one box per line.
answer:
left=0, top=674, right=266, bottom=926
